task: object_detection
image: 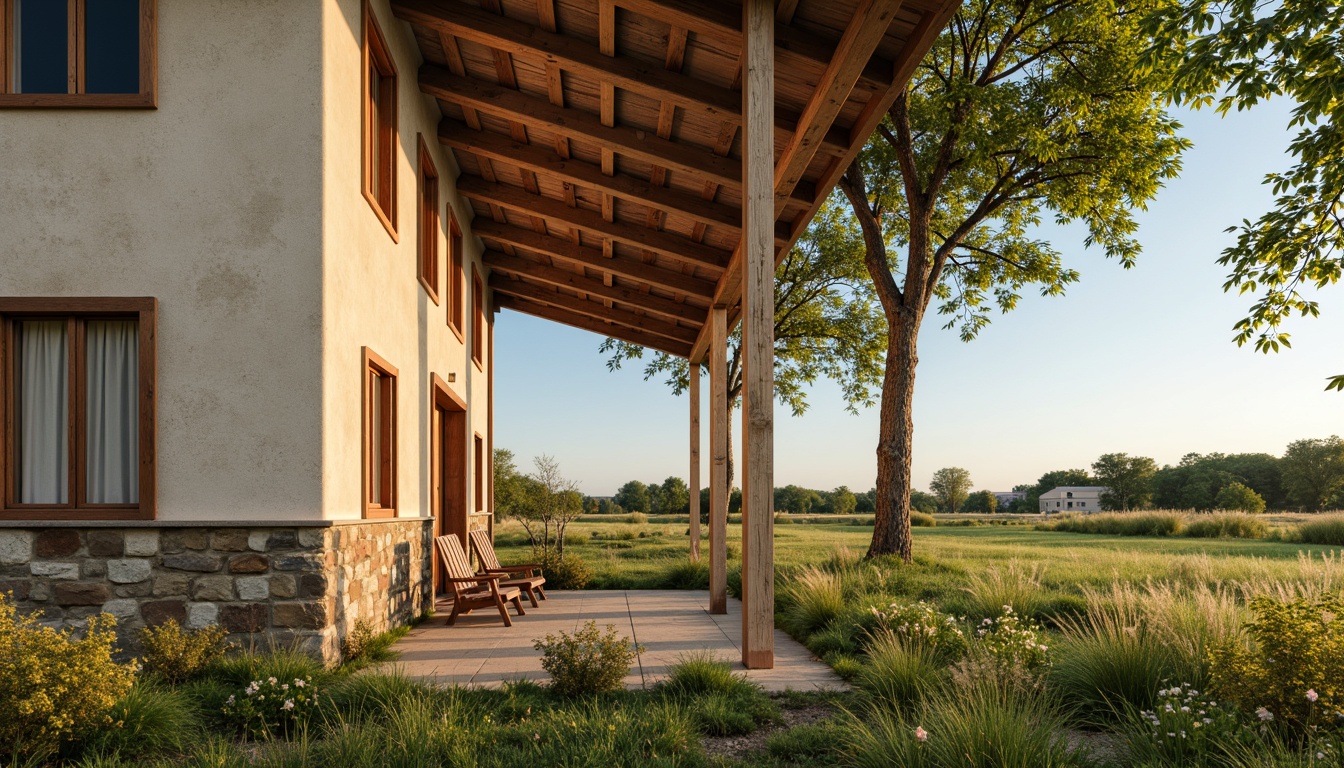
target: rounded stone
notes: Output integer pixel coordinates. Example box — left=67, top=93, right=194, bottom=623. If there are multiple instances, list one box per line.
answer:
left=107, top=559, right=152, bottom=584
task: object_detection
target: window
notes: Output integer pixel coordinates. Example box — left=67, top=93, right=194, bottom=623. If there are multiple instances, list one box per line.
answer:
left=416, top=135, right=439, bottom=303
left=0, top=0, right=156, bottom=107
left=1067, top=501, right=1073, bottom=509
left=471, top=266, right=485, bottom=369
left=473, top=433, right=484, bottom=512
left=362, top=347, right=397, bottom=518
left=1066, top=492, right=1073, bottom=498
left=1, top=298, right=156, bottom=519
left=1079, top=502, right=1086, bottom=507
left=361, top=1, right=397, bottom=239
left=447, top=214, right=463, bottom=338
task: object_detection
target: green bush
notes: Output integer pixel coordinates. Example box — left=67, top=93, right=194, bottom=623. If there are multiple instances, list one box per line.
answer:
left=0, top=597, right=134, bottom=758
left=856, top=631, right=944, bottom=709
left=780, top=566, right=846, bottom=638
left=844, top=684, right=1085, bottom=768
left=662, top=653, right=754, bottom=697
left=807, top=623, right=858, bottom=657
left=827, top=653, right=865, bottom=681
left=661, top=654, right=777, bottom=736
left=910, top=511, right=936, bottom=527
left=138, top=620, right=231, bottom=684
left=1298, top=514, right=1344, bottom=546
left=534, top=620, right=641, bottom=697
left=1209, top=595, right=1344, bottom=735
left=535, top=549, right=593, bottom=589
left=658, top=558, right=709, bottom=590
left=1184, top=512, right=1268, bottom=539
left=766, top=720, right=846, bottom=765
left=868, top=601, right=967, bottom=663
left=75, top=682, right=198, bottom=760
left=1215, top=482, right=1267, bottom=514
left=1125, top=683, right=1260, bottom=768
left=221, top=673, right=322, bottom=739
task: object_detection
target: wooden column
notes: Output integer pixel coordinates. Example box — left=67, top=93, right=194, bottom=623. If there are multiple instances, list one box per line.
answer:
left=708, top=307, right=728, bottom=614
left=688, top=362, right=702, bottom=561
left=740, top=0, right=775, bottom=669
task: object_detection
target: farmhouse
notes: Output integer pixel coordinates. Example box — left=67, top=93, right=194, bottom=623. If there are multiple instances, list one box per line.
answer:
left=1039, top=486, right=1108, bottom=513
left=0, top=0, right=956, bottom=666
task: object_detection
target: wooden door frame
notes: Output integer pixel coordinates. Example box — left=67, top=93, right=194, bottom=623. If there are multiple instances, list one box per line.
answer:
left=430, top=373, right=468, bottom=595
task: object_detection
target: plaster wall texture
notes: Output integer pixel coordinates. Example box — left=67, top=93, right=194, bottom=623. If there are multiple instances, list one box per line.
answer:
left=320, top=0, right=493, bottom=522
left=0, top=1, right=326, bottom=521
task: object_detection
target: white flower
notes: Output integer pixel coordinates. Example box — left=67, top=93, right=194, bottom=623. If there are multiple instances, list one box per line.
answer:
left=282, top=699, right=295, bottom=711
left=914, top=726, right=928, bottom=743
left=225, top=695, right=235, bottom=706
left=1256, top=707, right=1274, bottom=722
left=1307, top=689, right=1319, bottom=703
left=268, top=676, right=278, bottom=685
left=295, top=679, right=306, bottom=688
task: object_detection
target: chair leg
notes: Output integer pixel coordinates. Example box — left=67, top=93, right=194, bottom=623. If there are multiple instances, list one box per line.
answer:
left=447, top=599, right=461, bottom=626
left=524, top=586, right=539, bottom=608
left=494, top=594, right=513, bottom=627
left=536, top=586, right=547, bottom=600
left=512, top=595, right=526, bottom=616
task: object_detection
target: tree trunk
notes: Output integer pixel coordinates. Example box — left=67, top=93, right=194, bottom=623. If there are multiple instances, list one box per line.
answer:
left=867, top=311, right=920, bottom=562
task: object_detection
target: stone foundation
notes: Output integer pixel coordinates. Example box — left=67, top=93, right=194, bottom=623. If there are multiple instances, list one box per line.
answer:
left=0, top=518, right=433, bottom=663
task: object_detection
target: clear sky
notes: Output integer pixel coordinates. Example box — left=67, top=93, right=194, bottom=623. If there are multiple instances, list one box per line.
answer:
left=493, top=98, right=1344, bottom=497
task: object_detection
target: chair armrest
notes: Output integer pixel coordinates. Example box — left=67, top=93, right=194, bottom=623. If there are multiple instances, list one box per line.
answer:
left=445, top=574, right=501, bottom=584
left=488, top=564, right=543, bottom=574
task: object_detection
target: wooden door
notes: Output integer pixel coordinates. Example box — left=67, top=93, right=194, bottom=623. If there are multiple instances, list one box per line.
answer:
left=430, top=376, right=468, bottom=595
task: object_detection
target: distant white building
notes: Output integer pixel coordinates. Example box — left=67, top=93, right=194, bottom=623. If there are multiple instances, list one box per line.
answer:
left=994, top=491, right=1027, bottom=508
left=1040, top=486, right=1108, bottom=513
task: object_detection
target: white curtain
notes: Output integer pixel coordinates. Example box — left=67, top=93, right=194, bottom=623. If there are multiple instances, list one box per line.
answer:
left=17, top=320, right=67, bottom=504
left=86, top=320, right=139, bottom=504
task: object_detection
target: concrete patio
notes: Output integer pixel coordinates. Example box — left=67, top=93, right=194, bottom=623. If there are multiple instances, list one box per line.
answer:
left=388, top=590, right=847, bottom=692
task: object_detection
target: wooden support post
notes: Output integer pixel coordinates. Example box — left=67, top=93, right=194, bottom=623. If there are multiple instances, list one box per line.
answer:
left=740, top=0, right=775, bottom=669
left=708, top=308, right=729, bottom=614
left=689, top=363, right=702, bottom=561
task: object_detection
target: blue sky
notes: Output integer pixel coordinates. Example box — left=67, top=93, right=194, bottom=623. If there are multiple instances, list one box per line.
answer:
left=494, top=99, right=1344, bottom=496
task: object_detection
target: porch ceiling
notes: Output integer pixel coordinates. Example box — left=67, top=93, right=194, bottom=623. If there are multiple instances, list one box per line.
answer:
left=392, top=0, right=959, bottom=361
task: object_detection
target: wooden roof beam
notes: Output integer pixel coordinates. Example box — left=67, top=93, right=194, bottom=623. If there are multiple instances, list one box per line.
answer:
left=615, top=0, right=896, bottom=91
left=484, top=249, right=708, bottom=323
left=394, top=0, right=849, bottom=157
left=496, top=294, right=694, bottom=357
left=490, top=274, right=700, bottom=344
left=472, top=218, right=718, bottom=297
left=458, top=175, right=732, bottom=272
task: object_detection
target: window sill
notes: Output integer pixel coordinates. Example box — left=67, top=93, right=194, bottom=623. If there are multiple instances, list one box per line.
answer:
left=0, top=93, right=157, bottom=109
left=362, top=189, right=399, bottom=243
left=418, top=276, right=441, bottom=305
left=0, top=507, right=153, bottom=521
left=363, top=506, right=398, bottom=520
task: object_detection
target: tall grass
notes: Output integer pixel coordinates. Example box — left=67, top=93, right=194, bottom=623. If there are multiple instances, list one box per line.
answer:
left=1298, top=513, right=1344, bottom=546
left=962, top=560, right=1047, bottom=619
left=844, top=684, right=1085, bottom=768
left=855, top=631, right=944, bottom=710
left=779, top=566, right=846, bottom=638
left=1042, top=511, right=1186, bottom=536
left=1184, top=513, right=1269, bottom=539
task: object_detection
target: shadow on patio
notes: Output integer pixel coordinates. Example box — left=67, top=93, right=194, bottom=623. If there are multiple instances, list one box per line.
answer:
left=387, top=590, right=847, bottom=692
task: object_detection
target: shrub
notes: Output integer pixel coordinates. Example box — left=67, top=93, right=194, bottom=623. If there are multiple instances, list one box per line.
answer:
left=1208, top=595, right=1344, bottom=735
left=139, top=620, right=230, bottom=684
left=76, top=682, right=198, bottom=760
left=856, top=631, right=945, bottom=709
left=222, top=674, right=322, bottom=739
left=342, top=619, right=377, bottom=662
left=827, top=653, right=865, bottom=681
left=1184, top=513, right=1268, bottom=539
left=1126, top=683, right=1260, bottom=767
left=1215, top=483, right=1267, bottom=514
left=973, top=607, right=1050, bottom=672
left=659, top=558, right=709, bottom=590
left=626, top=512, right=648, bottom=525
left=1044, top=511, right=1185, bottom=536
left=534, top=620, right=641, bottom=697
left=844, top=684, right=1085, bottom=768
left=1299, top=514, right=1344, bottom=546
left=780, top=566, right=846, bottom=638
left=868, top=601, right=967, bottom=663
left=910, top=511, right=936, bottom=527
left=963, top=561, right=1047, bottom=620
left=535, top=549, right=593, bottom=589
left=662, top=652, right=753, bottom=697
left=0, top=598, right=134, bottom=757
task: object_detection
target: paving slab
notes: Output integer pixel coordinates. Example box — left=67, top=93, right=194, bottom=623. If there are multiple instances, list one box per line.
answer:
left=387, top=589, right=847, bottom=692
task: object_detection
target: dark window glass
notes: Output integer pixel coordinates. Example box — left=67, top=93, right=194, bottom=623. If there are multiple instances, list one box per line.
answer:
left=85, top=0, right=140, bottom=94
left=15, top=0, right=68, bottom=94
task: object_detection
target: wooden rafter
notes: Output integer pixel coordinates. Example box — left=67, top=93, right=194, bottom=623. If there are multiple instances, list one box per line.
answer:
left=458, top=175, right=732, bottom=271
left=489, top=275, right=700, bottom=343
left=484, top=250, right=709, bottom=323
left=495, top=294, right=695, bottom=357
left=473, top=218, right=718, bottom=297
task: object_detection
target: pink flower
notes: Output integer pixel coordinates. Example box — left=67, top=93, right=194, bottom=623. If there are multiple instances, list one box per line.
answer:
left=282, top=699, right=295, bottom=711
left=1256, top=707, right=1274, bottom=722
left=1307, top=690, right=1319, bottom=702
left=914, top=726, right=928, bottom=743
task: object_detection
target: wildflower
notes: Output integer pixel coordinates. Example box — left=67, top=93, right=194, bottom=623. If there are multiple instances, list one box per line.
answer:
left=295, top=679, right=306, bottom=688
left=1256, top=707, right=1274, bottom=722
left=282, top=699, right=295, bottom=711
left=914, top=726, right=928, bottom=743
left=1308, top=690, right=1320, bottom=703
left=268, top=676, right=278, bottom=685
left=225, top=695, right=235, bottom=706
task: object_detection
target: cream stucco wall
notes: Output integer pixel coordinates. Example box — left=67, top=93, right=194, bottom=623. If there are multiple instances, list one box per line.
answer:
left=320, top=0, right=493, bottom=521
left=0, top=1, right=326, bottom=521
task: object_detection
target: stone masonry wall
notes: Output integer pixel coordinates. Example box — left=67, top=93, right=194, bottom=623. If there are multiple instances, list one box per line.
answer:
left=0, top=518, right=433, bottom=664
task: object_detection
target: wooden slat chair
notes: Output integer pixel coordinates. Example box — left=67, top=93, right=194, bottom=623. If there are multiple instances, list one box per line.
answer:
left=434, top=534, right=526, bottom=627
left=469, top=529, right=548, bottom=607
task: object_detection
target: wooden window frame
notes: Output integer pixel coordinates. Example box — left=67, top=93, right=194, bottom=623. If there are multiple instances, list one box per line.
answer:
left=447, top=214, right=463, bottom=340
left=473, top=432, right=484, bottom=513
left=471, top=266, right=485, bottom=370
left=0, top=297, right=157, bottom=520
left=0, top=0, right=157, bottom=108
left=416, top=134, right=440, bottom=303
left=361, top=0, right=397, bottom=241
left=361, top=347, right=398, bottom=519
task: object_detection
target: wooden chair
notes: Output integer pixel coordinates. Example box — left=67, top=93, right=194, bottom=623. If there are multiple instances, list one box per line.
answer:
left=469, top=529, right=548, bottom=607
left=434, top=534, right=526, bottom=627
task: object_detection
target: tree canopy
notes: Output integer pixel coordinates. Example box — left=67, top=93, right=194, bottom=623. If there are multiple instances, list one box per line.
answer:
left=1092, top=452, right=1159, bottom=510
left=1281, top=436, right=1344, bottom=511
left=1145, top=0, right=1344, bottom=390
left=929, top=467, right=974, bottom=513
